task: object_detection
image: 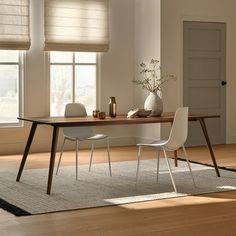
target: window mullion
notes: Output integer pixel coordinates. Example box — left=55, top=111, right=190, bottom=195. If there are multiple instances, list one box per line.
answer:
left=72, top=53, right=75, bottom=103
left=18, top=53, right=21, bottom=120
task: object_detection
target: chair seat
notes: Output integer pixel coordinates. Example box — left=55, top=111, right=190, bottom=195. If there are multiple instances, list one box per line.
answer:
left=65, top=133, right=108, bottom=141
left=87, top=134, right=108, bottom=140
left=137, top=140, right=168, bottom=148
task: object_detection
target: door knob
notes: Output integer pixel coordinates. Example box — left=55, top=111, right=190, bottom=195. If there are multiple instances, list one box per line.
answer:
left=221, top=81, right=227, bottom=86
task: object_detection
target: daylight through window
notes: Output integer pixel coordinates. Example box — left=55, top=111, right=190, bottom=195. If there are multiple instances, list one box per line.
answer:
left=0, top=50, right=22, bottom=126
left=50, top=52, right=97, bottom=116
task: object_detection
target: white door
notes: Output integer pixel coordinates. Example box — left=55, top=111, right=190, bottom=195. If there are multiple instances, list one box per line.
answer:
left=183, top=21, right=226, bottom=146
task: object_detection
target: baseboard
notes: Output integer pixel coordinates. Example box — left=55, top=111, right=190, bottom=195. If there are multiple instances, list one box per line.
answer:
left=65, top=136, right=136, bottom=149
left=0, top=136, right=137, bottom=155
left=1, top=134, right=234, bottom=156
left=133, top=136, right=157, bottom=144
left=229, top=135, right=236, bottom=144
left=0, top=141, right=51, bottom=155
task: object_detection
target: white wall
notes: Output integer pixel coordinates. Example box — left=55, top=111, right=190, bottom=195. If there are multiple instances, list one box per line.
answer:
left=0, top=0, right=136, bottom=154
left=3, top=0, right=235, bottom=155
left=161, top=0, right=236, bottom=143
left=134, top=0, right=162, bottom=143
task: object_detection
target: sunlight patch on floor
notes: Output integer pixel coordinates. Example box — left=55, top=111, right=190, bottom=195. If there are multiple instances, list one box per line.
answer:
left=118, top=193, right=236, bottom=210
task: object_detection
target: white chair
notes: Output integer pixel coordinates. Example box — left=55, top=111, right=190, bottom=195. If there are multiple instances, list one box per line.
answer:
left=56, top=103, right=112, bottom=179
left=136, top=107, right=195, bottom=192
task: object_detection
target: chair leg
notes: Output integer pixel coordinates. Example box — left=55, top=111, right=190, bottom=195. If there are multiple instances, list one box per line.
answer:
left=89, top=142, right=94, bottom=172
left=75, top=140, right=79, bottom=180
left=163, top=149, right=177, bottom=192
left=136, top=146, right=142, bottom=184
left=156, top=150, right=160, bottom=183
left=107, top=137, right=112, bottom=177
left=182, top=145, right=196, bottom=187
left=56, top=137, right=66, bottom=175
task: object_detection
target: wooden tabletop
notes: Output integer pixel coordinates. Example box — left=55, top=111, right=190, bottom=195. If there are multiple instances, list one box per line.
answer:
left=18, top=113, right=220, bottom=127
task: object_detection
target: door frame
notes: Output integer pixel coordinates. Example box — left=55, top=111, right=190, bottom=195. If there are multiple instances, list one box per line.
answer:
left=179, top=15, right=231, bottom=144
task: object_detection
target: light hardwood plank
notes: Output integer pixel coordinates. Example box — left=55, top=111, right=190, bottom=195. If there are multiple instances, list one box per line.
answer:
left=1, top=145, right=236, bottom=235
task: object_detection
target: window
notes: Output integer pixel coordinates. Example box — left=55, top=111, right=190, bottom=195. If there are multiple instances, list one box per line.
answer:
left=50, top=52, right=97, bottom=116
left=0, top=50, right=23, bottom=126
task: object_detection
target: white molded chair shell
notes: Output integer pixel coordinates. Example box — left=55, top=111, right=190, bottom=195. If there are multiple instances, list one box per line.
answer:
left=56, top=103, right=112, bottom=179
left=165, top=107, right=188, bottom=151
left=63, top=103, right=95, bottom=139
left=137, top=107, right=188, bottom=151
left=136, top=107, right=195, bottom=192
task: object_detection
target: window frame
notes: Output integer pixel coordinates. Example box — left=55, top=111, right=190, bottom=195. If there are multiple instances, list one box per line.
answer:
left=49, top=52, right=98, bottom=117
left=0, top=51, right=24, bottom=128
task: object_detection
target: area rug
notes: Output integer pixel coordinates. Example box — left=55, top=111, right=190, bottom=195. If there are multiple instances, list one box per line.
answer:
left=1, top=159, right=236, bottom=216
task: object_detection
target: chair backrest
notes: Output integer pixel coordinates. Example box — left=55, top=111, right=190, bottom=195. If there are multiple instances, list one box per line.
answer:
left=165, top=107, right=189, bottom=151
left=63, top=103, right=95, bottom=139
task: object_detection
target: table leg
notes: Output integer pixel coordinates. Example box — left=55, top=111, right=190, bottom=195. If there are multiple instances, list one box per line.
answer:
left=174, top=150, right=178, bottom=167
left=47, top=126, right=59, bottom=195
left=16, top=122, right=37, bottom=182
left=171, top=121, right=178, bottom=167
left=199, top=118, right=220, bottom=177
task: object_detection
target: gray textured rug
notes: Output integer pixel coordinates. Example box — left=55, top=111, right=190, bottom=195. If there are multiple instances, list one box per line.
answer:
left=1, top=159, right=236, bottom=215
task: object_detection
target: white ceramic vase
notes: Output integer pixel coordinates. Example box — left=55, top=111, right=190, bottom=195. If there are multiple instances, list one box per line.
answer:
left=144, top=92, right=163, bottom=116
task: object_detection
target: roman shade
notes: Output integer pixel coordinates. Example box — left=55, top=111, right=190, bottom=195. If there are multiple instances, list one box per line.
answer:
left=0, top=0, right=30, bottom=50
left=44, top=0, right=109, bottom=52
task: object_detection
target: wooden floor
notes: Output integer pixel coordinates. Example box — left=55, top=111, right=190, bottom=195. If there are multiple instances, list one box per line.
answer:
left=1, top=144, right=236, bottom=235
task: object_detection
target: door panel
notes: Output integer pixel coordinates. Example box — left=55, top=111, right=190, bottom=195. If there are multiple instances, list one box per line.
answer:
left=189, top=58, right=221, bottom=80
left=188, top=28, right=221, bottom=51
left=183, top=21, right=226, bottom=146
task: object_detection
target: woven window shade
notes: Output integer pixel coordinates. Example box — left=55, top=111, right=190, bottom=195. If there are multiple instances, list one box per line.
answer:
left=44, top=0, right=109, bottom=52
left=0, top=0, right=30, bottom=50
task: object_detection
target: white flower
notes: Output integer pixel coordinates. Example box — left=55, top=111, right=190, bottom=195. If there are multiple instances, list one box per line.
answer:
left=133, top=59, right=176, bottom=93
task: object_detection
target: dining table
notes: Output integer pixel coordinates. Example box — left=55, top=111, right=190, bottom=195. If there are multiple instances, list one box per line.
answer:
left=16, top=112, right=220, bottom=194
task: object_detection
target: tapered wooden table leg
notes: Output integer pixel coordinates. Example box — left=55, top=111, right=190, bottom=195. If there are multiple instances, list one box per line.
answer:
left=174, top=151, right=178, bottom=167
left=171, top=121, right=178, bottom=167
left=47, top=126, right=59, bottom=195
left=199, top=118, right=220, bottom=177
left=16, top=122, right=37, bottom=181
